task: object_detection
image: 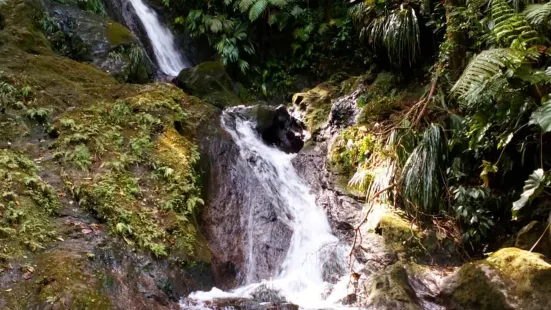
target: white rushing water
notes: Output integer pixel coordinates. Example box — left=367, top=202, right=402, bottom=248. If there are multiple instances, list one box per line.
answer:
left=184, top=108, right=357, bottom=309
left=127, top=0, right=188, bottom=76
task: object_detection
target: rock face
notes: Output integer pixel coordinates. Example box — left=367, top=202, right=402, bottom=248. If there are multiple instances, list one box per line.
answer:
left=196, top=108, right=294, bottom=288
left=42, top=0, right=153, bottom=82
left=173, top=61, right=241, bottom=108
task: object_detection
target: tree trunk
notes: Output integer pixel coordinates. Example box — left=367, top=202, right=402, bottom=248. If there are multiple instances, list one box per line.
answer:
left=445, top=0, right=467, bottom=80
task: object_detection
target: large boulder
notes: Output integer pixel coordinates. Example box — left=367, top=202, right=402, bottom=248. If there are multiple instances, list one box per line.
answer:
left=439, top=248, right=551, bottom=310
left=173, top=61, right=241, bottom=108
left=42, top=0, right=152, bottom=82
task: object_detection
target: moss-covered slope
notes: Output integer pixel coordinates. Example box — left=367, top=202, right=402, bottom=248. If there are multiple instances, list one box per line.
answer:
left=0, top=0, right=216, bottom=307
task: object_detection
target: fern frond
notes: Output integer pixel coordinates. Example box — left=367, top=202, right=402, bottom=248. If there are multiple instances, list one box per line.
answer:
left=249, top=0, right=268, bottom=21
left=491, top=0, right=539, bottom=46
left=452, top=48, right=526, bottom=98
left=524, top=2, right=551, bottom=28
left=238, top=0, right=255, bottom=12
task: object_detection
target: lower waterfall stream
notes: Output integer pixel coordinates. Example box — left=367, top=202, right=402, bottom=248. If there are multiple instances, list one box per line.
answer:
left=183, top=107, right=357, bottom=309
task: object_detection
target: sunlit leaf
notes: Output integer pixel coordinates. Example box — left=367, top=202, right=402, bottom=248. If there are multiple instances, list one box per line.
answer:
left=512, top=169, right=545, bottom=218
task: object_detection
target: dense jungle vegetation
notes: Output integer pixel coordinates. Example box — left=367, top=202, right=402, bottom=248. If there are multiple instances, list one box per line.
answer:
left=162, top=0, right=551, bottom=252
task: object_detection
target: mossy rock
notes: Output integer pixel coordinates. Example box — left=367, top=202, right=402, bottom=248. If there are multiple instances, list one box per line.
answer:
left=487, top=248, right=551, bottom=308
left=0, top=0, right=51, bottom=54
left=440, top=248, right=551, bottom=310
left=291, top=82, right=338, bottom=134
left=106, top=21, right=135, bottom=46
left=359, top=263, right=421, bottom=309
left=173, top=61, right=241, bottom=108
left=0, top=149, right=60, bottom=263
left=0, top=250, right=111, bottom=309
left=327, top=125, right=376, bottom=177
left=374, top=213, right=426, bottom=255
left=39, top=0, right=152, bottom=82
left=440, top=262, right=512, bottom=310
left=357, top=95, right=403, bottom=124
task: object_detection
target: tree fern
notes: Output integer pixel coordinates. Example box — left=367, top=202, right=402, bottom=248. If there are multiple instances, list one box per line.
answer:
left=451, top=48, right=526, bottom=98
left=524, top=2, right=551, bottom=28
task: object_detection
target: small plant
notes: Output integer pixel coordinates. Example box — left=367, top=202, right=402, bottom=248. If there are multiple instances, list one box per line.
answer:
left=25, top=107, right=51, bottom=122
left=452, top=186, right=496, bottom=243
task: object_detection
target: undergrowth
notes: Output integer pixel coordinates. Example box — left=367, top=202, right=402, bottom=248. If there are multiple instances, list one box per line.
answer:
left=52, top=85, right=204, bottom=257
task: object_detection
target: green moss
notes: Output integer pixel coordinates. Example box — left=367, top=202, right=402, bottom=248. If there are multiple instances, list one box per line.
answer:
left=106, top=22, right=135, bottom=46
left=0, top=0, right=213, bottom=264
left=375, top=213, right=425, bottom=253
left=358, top=95, right=402, bottom=123
left=0, top=149, right=60, bottom=263
left=487, top=248, right=551, bottom=307
left=328, top=125, right=377, bottom=177
left=339, top=76, right=360, bottom=95
left=47, top=84, right=209, bottom=260
left=292, top=82, right=338, bottom=133
left=445, top=262, right=512, bottom=310
left=1, top=251, right=111, bottom=309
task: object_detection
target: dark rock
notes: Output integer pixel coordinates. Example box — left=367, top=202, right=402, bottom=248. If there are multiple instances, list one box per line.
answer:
left=245, top=105, right=306, bottom=153
left=42, top=0, right=152, bottom=82
left=173, top=61, right=241, bottom=108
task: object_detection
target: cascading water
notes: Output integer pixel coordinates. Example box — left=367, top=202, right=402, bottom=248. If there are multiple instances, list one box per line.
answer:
left=184, top=107, right=358, bottom=309
left=127, top=0, right=188, bottom=76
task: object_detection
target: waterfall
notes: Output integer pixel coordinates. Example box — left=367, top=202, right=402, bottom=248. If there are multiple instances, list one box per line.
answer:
left=127, top=0, right=188, bottom=76
left=185, top=107, right=355, bottom=309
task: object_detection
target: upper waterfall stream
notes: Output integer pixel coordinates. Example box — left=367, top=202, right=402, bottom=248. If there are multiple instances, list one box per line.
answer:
left=183, top=107, right=356, bottom=309
left=127, top=0, right=188, bottom=76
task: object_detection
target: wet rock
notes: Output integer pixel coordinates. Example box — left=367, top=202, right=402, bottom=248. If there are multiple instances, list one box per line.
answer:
left=187, top=297, right=299, bottom=310
left=245, top=105, right=306, bottom=153
left=173, top=61, right=241, bottom=108
left=42, top=0, right=152, bottom=82
left=250, top=284, right=286, bottom=303
left=197, top=110, right=292, bottom=288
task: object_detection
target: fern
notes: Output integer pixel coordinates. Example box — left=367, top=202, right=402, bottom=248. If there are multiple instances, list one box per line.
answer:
left=451, top=48, right=526, bottom=98
left=491, top=0, right=539, bottom=46
left=524, top=2, right=551, bottom=28
left=249, top=0, right=268, bottom=21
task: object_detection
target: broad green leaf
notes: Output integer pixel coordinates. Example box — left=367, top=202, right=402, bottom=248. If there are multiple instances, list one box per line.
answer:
left=529, top=100, right=551, bottom=132
left=249, top=0, right=268, bottom=21
left=512, top=169, right=545, bottom=218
